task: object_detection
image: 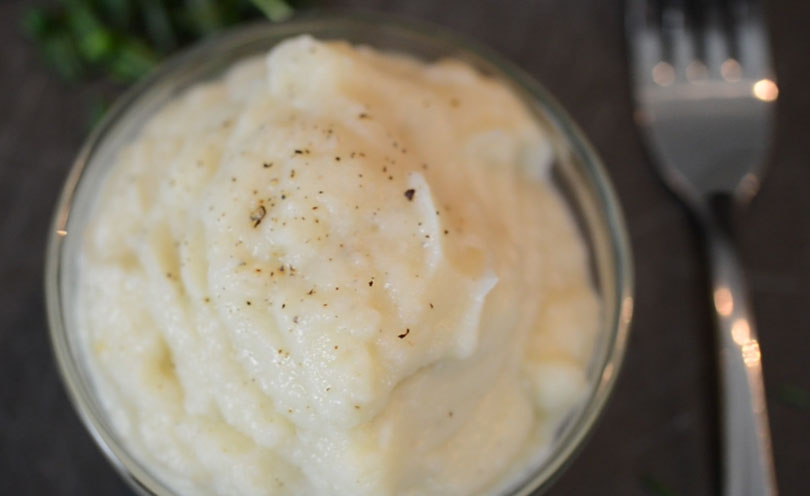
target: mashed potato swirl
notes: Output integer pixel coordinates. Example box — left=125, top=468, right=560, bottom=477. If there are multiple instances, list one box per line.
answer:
left=78, top=36, right=600, bottom=495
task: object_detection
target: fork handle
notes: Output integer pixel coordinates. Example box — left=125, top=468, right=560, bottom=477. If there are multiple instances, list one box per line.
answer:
left=706, top=220, right=778, bottom=496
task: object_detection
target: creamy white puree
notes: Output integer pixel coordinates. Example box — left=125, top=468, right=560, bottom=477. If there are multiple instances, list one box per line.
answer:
left=77, top=35, right=600, bottom=495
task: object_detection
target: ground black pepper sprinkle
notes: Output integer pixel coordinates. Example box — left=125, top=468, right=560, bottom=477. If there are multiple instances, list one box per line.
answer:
left=250, top=205, right=267, bottom=227
left=263, top=162, right=273, bottom=168
left=398, top=328, right=410, bottom=339
left=404, top=189, right=415, bottom=201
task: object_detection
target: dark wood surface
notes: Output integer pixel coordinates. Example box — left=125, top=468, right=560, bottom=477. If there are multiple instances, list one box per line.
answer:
left=2, top=0, right=808, bottom=494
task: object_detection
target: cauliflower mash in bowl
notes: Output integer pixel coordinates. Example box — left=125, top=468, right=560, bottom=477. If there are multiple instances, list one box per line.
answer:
left=46, top=13, right=633, bottom=496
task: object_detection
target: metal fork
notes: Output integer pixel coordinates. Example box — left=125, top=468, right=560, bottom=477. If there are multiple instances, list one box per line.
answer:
left=626, top=0, right=778, bottom=494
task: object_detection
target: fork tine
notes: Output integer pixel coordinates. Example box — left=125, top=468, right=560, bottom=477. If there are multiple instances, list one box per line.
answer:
left=717, top=0, right=741, bottom=61
left=735, top=0, right=774, bottom=80
left=661, top=0, right=700, bottom=83
left=685, top=0, right=708, bottom=65
left=626, top=0, right=666, bottom=85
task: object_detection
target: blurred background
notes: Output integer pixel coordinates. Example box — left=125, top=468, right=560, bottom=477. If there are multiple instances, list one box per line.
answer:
left=1, top=0, right=808, bottom=494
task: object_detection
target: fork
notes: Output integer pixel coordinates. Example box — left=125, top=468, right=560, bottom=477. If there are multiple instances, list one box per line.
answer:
left=626, top=0, right=778, bottom=494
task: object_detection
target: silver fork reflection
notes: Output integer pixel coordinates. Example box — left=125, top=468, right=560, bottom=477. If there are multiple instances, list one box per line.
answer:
left=626, top=0, right=778, bottom=494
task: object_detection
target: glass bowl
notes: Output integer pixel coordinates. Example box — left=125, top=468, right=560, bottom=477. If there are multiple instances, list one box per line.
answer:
left=45, top=12, right=633, bottom=496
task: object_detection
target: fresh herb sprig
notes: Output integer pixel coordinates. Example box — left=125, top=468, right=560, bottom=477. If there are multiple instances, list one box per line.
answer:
left=23, top=0, right=298, bottom=83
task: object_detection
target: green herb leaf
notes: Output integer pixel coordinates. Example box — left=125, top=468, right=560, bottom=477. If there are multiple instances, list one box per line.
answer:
left=140, top=0, right=177, bottom=52
left=22, top=0, right=297, bottom=84
left=250, top=0, right=293, bottom=22
left=40, top=30, right=85, bottom=82
left=95, top=0, right=133, bottom=29
left=21, top=7, right=53, bottom=38
left=106, top=37, right=159, bottom=82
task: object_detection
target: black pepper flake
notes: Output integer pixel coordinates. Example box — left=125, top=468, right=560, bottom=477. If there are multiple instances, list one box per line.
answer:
left=293, top=315, right=300, bottom=324
left=429, top=302, right=434, bottom=309
left=281, top=303, right=286, bottom=309
left=250, top=205, right=267, bottom=227
left=281, top=194, right=287, bottom=200
left=246, top=301, right=252, bottom=306
left=290, top=169, right=296, bottom=178
left=368, top=280, right=373, bottom=287
left=263, top=162, right=273, bottom=168
left=294, top=149, right=303, bottom=155
left=404, top=189, right=415, bottom=201
left=398, top=328, right=410, bottom=339
left=358, top=112, right=370, bottom=119
left=444, top=229, right=449, bottom=235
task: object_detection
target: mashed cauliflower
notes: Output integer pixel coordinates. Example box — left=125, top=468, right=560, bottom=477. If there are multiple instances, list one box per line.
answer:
left=77, top=36, right=600, bottom=495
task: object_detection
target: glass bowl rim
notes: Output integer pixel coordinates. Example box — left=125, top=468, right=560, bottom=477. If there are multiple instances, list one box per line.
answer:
left=45, top=10, right=634, bottom=496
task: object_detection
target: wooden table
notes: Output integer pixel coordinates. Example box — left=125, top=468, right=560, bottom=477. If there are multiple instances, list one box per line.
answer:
left=2, top=0, right=808, bottom=494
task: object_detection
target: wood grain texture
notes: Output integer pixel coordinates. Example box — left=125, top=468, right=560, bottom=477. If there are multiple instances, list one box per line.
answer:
left=1, top=0, right=807, bottom=494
